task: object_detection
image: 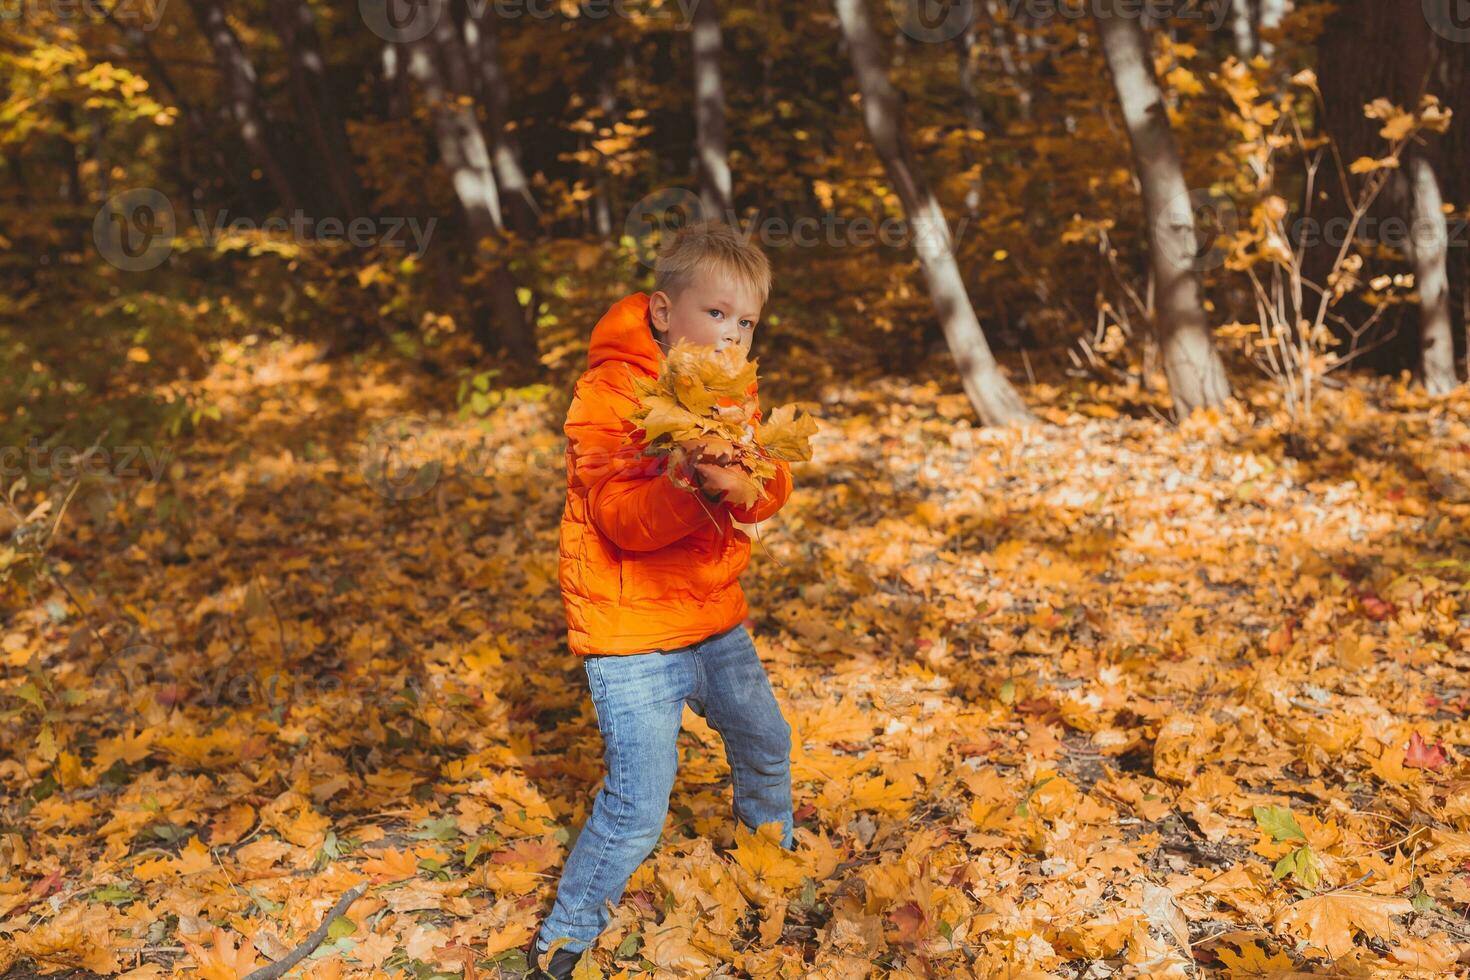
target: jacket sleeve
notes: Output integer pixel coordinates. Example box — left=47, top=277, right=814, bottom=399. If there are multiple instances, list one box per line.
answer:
left=728, top=459, right=793, bottom=524
left=566, top=371, right=713, bottom=552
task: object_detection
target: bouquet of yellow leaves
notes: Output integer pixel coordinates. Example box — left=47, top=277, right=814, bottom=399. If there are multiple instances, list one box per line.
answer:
left=628, top=341, right=816, bottom=510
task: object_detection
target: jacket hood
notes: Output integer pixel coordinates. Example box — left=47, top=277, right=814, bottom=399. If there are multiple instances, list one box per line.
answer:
left=588, top=292, right=662, bottom=375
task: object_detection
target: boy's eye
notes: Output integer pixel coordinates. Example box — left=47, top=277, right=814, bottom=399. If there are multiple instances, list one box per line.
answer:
left=739, top=320, right=754, bottom=331
left=707, top=309, right=723, bottom=319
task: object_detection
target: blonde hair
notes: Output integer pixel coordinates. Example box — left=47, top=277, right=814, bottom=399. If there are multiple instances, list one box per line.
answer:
left=653, top=220, right=771, bottom=308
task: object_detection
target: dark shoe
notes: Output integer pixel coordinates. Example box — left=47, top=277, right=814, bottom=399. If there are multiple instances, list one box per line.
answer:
left=528, top=932, right=582, bottom=980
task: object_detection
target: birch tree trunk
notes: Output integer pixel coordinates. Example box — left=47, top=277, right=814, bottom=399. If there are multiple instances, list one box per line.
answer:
left=1408, top=156, right=1460, bottom=394
left=186, top=0, right=302, bottom=214
left=1093, top=0, right=1233, bottom=415
left=1229, top=0, right=1256, bottom=59
left=403, top=0, right=533, bottom=360
left=833, top=0, right=1032, bottom=427
left=464, top=7, right=538, bottom=236
left=1256, top=0, right=1287, bottom=58
left=692, top=0, right=733, bottom=217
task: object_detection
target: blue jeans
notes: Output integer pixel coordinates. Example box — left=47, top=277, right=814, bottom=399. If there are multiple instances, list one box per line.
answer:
left=537, top=624, right=793, bottom=955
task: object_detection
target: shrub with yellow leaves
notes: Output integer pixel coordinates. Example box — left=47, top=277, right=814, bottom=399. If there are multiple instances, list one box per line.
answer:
left=628, top=340, right=816, bottom=509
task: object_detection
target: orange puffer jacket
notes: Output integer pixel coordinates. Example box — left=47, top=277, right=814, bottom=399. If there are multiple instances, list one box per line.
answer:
left=558, top=292, right=793, bottom=656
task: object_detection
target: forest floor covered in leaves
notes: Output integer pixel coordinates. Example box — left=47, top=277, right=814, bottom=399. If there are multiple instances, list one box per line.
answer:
left=3, top=334, right=1470, bottom=979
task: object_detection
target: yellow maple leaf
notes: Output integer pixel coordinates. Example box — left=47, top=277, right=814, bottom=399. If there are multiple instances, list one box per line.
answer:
left=1274, top=891, right=1411, bottom=959
left=728, top=821, right=807, bottom=893
left=180, top=927, right=262, bottom=980
left=1214, top=939, right=1301, bottom=977
left=756, top=403, right=818, bottom=462
left=360, top=846, right=419, bottom=882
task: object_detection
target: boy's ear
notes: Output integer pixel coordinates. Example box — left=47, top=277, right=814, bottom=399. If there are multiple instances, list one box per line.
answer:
left=648, top=290, right=670, bottom=335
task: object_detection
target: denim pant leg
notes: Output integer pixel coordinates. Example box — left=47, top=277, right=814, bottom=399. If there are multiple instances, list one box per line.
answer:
left=538, top=650, right=692, bottom=954
left=697, top=626, right=794, bottom=848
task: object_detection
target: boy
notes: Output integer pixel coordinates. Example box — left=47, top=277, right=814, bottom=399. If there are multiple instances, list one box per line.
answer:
left=530, top=222, right=795, bottom=979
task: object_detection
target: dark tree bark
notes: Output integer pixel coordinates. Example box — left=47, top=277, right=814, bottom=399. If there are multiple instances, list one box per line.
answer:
left=185, top=0, right=303, bottom=213
left=1094, top=0, right=1233, bottom=415
left=268, top=0, right=364, bottom=220
left=1315, top=0, right=1467, bottom=389
left=591, top=31, right=620, bottom=239
left=98, top=8, right=228, bottom=192
left=692, top=0, right=733, bottom=217
left=833, top=0, right=1033, bottom=427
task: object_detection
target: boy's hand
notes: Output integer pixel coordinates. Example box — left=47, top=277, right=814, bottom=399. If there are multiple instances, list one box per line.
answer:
left=670, top=450, right=725, bottom=503
left=688, top=462, right=730, bottom=504
left=691, top=462, right=732, bottom=503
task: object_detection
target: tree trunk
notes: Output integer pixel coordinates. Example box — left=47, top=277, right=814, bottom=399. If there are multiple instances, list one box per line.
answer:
left=1093, top=0, right=1233, bottom=415
left=98, top=9, right=227, bottom=191
left=403, top=0, right=533, bottom=360
left=1229, top=0, right=1256, bottom=59
left=591, top=31, right=620, bottom=239
left=1408, top=156, right=1460, bottom=394
left=833, top=0, right=1032, bottom=427
left=185, top=0, right=302, bottom=214
left=268, top=0, right=363, bottom=220
left=1315, top=0, right=1468, bottom=382
left=989, top=0, right=1033, bottom=122
left=954, top=21, right=985, bottom=218
left=463, top=7, right=538, bottom=236
left=692, top=0, right=733, bottom=217
left=1255, top=0, right=1287, bottom=58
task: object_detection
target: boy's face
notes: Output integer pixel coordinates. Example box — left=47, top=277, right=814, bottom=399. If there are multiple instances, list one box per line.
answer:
left=649, top=269, right=761, bottom=359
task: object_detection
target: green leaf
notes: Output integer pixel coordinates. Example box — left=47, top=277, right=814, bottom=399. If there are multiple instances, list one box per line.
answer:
left=410, top=816, right=458, bottom=841
left=1271, top=845, right=1322, bottom=888
left=92, top=885, right=140, bottom=905
left=1253, top=805, right=1306, bottom=843
left=326, top=915, right=356, bottom=940
left=11, top=682, right=43, bottom=710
